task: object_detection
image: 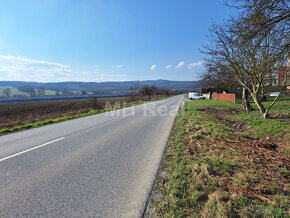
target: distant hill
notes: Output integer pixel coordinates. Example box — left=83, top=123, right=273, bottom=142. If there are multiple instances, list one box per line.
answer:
left=0, top=80, right=200, bottom=93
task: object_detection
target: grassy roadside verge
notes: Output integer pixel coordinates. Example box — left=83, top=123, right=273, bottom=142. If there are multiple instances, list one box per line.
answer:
left=150, top=98, right=289, bottom=217
left=0, top=98, right=168, bottom=135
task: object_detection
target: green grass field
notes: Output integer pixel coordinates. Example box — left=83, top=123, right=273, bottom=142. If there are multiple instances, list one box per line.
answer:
left=151, top=97, right=289, bottom=217
left=0, top=86, right=57, bottom=97
left=0, top=87, right=29, bottom=97
left=44, top=89, right=57, bottom=95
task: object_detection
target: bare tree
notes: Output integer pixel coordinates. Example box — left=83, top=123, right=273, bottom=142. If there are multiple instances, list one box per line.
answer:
left=155, top=89, right=162, bottom=99
left=3, top=88, right=11, bottom=97
left=140, top=86, right=154, bottom=100
left=62, top=88, right=69, bottom=96
left=81, top=90, right=87, bottom=95
left=18, top=85, right=36, bottom=97
left=202, top=7, right=288, bottom=118
left=139, top=88, right=146, bottom=101
left=227, top=0, right=289, bottom=45
left=36, top=87, right=45, bottom=96
left=160, top=89, right=170, bottom=97
left=151, top=85, right=158, bottom=99
left=55, top=88, right=61, bottom=96
left=129, top=86, right=139, bottom=102
left=232, top=0, right=289, bottom=117
left=201, top=62, right=239, bottom=92
left=201, top=59, right=253, bottom=112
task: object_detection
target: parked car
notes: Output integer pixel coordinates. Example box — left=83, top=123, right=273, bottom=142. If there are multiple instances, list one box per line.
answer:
left=269, top=92, right=286, bottom=97
left=188, top=92, right=206, bottom=100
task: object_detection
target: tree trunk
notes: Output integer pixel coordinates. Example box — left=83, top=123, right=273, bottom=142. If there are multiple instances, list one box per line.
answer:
left=260, top=83, right=265, bottom=101
left=251, top=92, right=267, bottom=118
left=263, top=110, right=269, bottom=119
left=242, top=87, right=253, bottom=112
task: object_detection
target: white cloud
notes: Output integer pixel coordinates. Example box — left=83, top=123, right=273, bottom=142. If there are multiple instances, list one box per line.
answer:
left=0, top=55, right=127, bottom=82
left=150, top=64, right=157, bottom=70
left=113, top=65, right=124, bottom=68
left=188, top=61, right=203, bottom=69
left=0, top=55, right=68, bottom=68
left=175, top=61, right=185, bottom=69
left=165, top=65, right=172, bottom=69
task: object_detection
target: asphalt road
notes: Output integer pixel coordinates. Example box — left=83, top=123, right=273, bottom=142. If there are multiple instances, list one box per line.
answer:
left=0, top=95, right=183, bottom=217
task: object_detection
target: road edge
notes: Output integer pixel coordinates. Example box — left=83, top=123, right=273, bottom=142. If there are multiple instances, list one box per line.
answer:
left=141, top=97, right=184, bottom=218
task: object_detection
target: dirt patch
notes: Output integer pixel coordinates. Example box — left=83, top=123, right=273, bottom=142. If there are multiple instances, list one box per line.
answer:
left=176, top=130, right=289, bottom=214
left=215, top=115, right=246, bottom=131
left=197, top=107, right=242, bottom=115
left=183, top=127, right=289, bottom=205
left=207, top=135, right=289, bottom=202
left=197, top=107, right=246, bottom=131
left=269, top=112, right=290, bottom=119
left=0, top=97, right=141, bottom=129
left=194, top=107, right=290, bottom=204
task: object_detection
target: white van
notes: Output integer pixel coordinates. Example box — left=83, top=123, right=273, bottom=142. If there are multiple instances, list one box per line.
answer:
left=188, top=92, right=206, bottom=100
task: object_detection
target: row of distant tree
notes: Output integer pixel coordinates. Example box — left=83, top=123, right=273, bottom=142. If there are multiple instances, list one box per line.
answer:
left=200, top=0, right=289, bottom=118
left=1, top=86, right=48, bottom=97
left=1, top=85, right=107, bottom=97
left=1, top=85, right=177, bottom=99
left=1, top=86, right=51, bottom=97
left=129, top=85, right=177, bottom=101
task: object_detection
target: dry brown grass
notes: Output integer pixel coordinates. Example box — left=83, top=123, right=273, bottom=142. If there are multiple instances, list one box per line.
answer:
left=150, top=99, right=289, bottom=217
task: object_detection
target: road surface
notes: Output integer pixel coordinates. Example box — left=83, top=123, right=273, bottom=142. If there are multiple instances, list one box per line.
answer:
left=0, top=95, right=183, bottom=217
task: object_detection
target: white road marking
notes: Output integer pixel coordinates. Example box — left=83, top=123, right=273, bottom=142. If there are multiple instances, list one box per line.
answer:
left=0, top=137, right=65, bottom=162
left=123, top=113, right=135, bottom=118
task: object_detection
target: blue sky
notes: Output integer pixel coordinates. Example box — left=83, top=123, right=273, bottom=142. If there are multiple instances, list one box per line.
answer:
left=0, top=0, right=232, bottom=82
